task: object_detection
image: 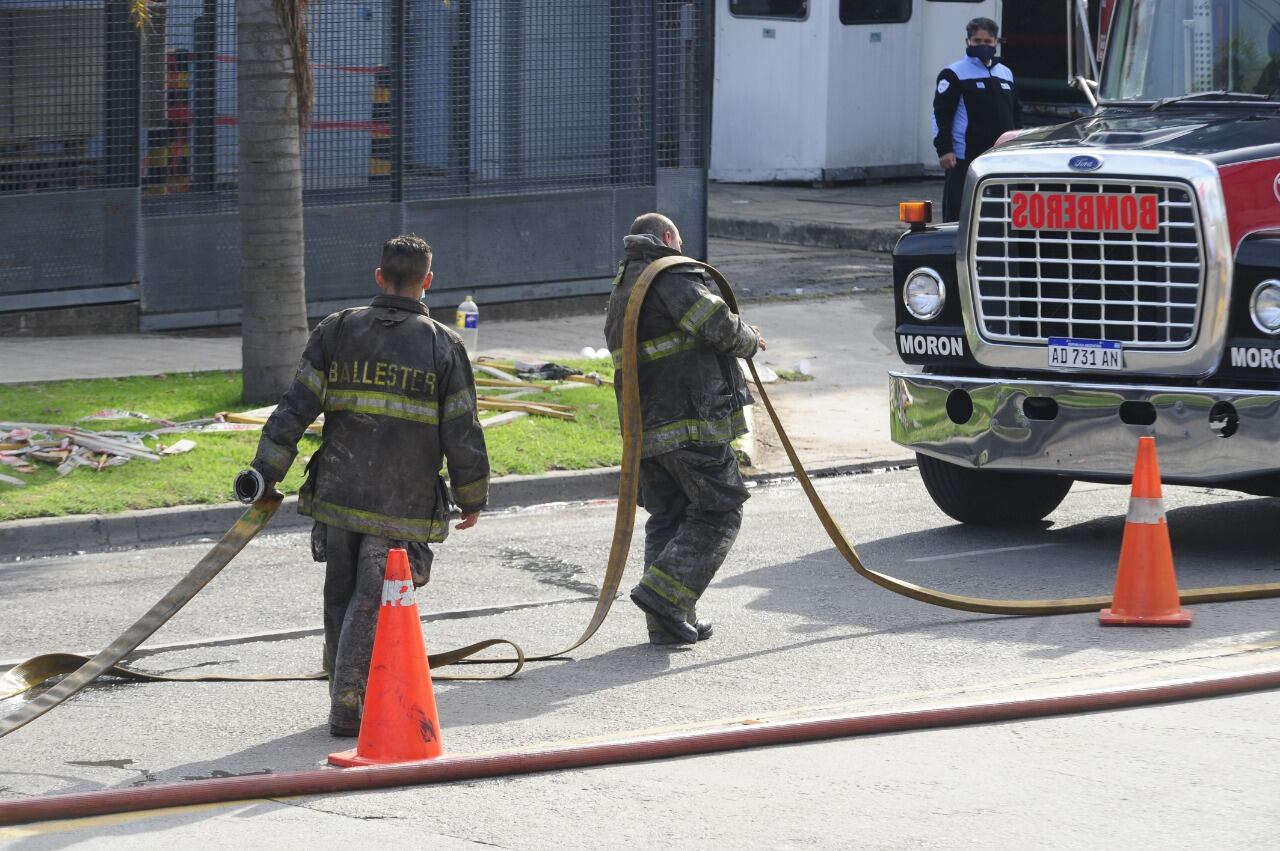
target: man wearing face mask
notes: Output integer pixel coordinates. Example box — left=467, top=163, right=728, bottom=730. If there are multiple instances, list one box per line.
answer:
left=932, top=17, right=1022, bottom=222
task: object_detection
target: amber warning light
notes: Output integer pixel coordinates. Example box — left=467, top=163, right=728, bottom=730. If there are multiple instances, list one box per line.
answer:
left=899, top=201, right=933, bottom=229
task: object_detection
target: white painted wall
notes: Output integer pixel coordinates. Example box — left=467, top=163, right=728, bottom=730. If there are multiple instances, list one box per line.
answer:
left=916, top=0, right=1001, bottom=170
left=824, top=12, right=922, bottom=176
left=711, top=0, right=1001, bottom=182
left=711, top=6, right=829, bottom=182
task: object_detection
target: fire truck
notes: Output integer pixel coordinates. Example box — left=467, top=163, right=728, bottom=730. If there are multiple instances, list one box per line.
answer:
left=890, top=0, right=1280, bottom=525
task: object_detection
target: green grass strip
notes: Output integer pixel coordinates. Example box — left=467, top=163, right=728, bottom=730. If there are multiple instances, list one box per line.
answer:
left=0, top=358, right=618, bottom=522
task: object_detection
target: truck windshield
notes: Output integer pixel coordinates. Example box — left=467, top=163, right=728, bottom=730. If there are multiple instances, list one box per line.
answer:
left=1099, top=0, right=1280, bottom=103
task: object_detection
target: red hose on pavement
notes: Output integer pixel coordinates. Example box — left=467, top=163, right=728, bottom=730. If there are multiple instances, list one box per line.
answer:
left=4, top=666, right=1278, bottom=826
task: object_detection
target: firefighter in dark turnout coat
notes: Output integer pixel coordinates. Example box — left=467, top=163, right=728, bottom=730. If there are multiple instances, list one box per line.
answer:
left=236, top=235, right=488, bottom=736
left=604, top=213, right=766, bottom=645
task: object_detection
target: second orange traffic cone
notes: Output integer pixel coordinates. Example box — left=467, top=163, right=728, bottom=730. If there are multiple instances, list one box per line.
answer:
left=1099, top=436, right=1192, bottom=627
left=329, top=548, right=445, bottom=766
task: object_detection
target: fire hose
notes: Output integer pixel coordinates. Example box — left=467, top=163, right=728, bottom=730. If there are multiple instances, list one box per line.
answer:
left=3, top=256, right=1280, bottom=824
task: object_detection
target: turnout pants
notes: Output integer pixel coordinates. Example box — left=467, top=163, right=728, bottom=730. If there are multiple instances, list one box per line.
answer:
left=319, top=525, right=433, bottom=730
left=635, top=443, right=750, bottom=634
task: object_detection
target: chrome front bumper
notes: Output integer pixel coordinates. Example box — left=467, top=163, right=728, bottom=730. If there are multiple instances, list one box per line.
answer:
left=890, top=372, right=1280, bottom=483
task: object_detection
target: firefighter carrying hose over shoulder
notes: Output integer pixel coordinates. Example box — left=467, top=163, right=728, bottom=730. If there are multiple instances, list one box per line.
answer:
left=604, top=213, right=766, bottom=645
left=234, top=234, right=489, bottom=736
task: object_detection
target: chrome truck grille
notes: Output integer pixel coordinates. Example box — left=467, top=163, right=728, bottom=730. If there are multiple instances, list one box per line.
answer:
left=969, top=179, right=1204, bottom=349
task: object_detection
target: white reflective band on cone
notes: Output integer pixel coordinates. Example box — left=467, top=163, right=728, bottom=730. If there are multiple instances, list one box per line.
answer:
left=381, top=579, right=415, bottom=607
left=1127, top=497, right=1167, bottom=525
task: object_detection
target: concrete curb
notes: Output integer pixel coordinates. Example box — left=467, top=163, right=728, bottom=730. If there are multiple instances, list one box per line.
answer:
left=0, top=459, right=915, bottom=562
left=709, top=215, right=904, bottom=254
left=0, top=468, right=619, bottom=563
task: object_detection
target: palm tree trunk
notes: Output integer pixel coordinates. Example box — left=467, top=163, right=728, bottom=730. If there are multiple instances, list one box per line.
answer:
left=237, top=0, right=310, bottom=403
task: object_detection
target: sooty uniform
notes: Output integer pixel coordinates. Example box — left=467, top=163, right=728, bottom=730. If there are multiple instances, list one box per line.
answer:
left=251, top=294, right=488, bottom=730
left=603, top=234, right=759, bottom=638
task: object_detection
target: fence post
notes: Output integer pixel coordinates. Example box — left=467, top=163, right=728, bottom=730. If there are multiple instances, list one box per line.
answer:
left=104, top=0, right=141, bottom=188
left=700, top=0, right=714, bottom=244
left=391, top=0, right=405, bottom=203
left=104, top=0, right=142, bottom=309
left=192, top=0, right=217, bottom=193
left=448, top=1, right=471, bottom=192
left=650, top=0, right=659, bottom=184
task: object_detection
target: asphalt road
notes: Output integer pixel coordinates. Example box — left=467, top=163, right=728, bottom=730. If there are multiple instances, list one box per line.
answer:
left=3, top=470, right=1280, bottom=848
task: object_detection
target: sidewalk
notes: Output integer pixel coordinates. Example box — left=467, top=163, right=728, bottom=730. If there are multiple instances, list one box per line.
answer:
left=709, top=178, right=944, bottom=253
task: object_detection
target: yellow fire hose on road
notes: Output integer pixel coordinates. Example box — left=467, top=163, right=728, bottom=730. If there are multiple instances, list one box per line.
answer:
left=5, top=256, right=1280, bottom=742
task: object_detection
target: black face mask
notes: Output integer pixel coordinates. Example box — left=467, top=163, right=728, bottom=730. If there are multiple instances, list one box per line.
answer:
left=966, top=44, right=998, bottom=65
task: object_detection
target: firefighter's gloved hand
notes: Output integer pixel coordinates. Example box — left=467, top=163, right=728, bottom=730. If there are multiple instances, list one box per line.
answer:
left=234, top=467, right=272, bottom=504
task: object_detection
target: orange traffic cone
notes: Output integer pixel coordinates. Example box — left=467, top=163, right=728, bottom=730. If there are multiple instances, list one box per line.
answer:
left=329, top=548, right=445, bottom=766
left=1099, top=436, right=1192, bottom=627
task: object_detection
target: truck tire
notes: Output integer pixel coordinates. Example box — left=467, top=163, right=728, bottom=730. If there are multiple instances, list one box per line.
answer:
left=916, top=454, right=1072, bottom=526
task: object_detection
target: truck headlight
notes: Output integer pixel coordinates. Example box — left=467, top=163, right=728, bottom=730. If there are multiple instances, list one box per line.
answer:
left=1250, top=280, right=1280, bottom=335
left=903, top=268, right=946, bottom=321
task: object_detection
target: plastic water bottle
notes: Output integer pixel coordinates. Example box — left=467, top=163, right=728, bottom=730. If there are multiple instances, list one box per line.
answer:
left=455, top=295, right=479, bottom=357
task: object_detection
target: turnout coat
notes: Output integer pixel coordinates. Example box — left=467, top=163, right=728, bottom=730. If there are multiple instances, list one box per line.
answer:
left=604, top=234, right=759, bottom=458
left=252, top=294, right=489, bottom=543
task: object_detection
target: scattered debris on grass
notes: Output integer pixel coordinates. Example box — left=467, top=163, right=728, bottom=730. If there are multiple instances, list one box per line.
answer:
left=480, top=411, right=528, bottom=430
left=473, top=363, right=525, bottom=383
left=0, top=423, right=177, bottom=486
left=77, top=409, right=177, bottom=427
left=0, top=355, right=610, bottom=486
left=213, top=410, right=324, bottom=434
left=476, top=377, right=548, bottom=392
left=160, top=439, right=198, bottom=455
left=469, top=356, right=613, bottom=426
left=478, top=357, right=607, bottom=387
left=477, top=397, right=576, bottom=421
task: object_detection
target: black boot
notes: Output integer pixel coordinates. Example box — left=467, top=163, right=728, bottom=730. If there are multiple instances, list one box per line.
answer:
left=329, top=688, right=362, bottom=737
left=648, top=619, right=713, bottom=645
left=647, top=604, right=712, bottom=645
left=631, top=585, right=699, bottom=644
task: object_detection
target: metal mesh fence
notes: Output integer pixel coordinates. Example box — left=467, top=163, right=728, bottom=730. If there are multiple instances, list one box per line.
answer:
left=656, top=0, right=709, bottom=170
left=133, top=0, right=236, bottom=211
left=1, top=1, right=139, bottom=192
left=1, top=0, right=711, bottom=324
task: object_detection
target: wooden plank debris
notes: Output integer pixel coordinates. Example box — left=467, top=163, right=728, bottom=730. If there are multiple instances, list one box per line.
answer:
left=476, top=377, right=548, bottom=392
left=480, top=411, right=529, bottom=430
left=477, top=398, right=575, bottom=421
left=56, top=430, right=162, bottom=462
left=474, top=364, right=525, bottom=383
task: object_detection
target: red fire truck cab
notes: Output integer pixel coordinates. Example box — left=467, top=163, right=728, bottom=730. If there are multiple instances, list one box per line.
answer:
left=890, top=0, right=1280, bottom=524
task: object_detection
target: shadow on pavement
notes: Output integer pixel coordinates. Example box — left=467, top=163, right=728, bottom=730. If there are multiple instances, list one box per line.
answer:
left=3, top=728, right=330, bottom=851
left=441, top=612, right=979, bottom=730
left=719, top=495, right=1280, bottom=658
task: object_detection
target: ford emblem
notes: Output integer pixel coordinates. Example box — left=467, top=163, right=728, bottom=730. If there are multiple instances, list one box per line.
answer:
left=1069, top=155, right=1103, bottom=171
